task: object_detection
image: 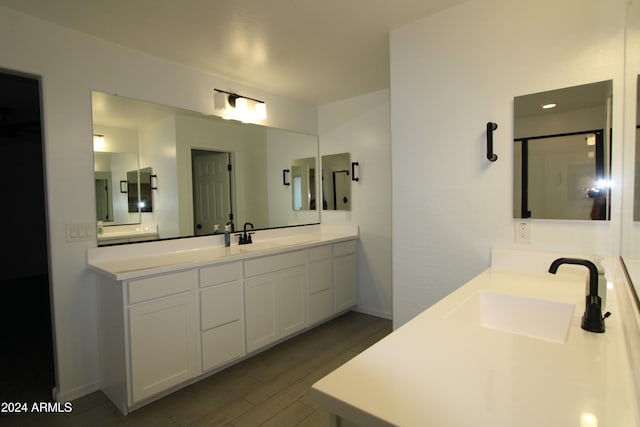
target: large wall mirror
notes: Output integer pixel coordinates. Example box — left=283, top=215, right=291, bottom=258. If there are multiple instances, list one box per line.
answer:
left=513, top=80, right=613, bottom=220
left=92, top=91, right=319, bottom=246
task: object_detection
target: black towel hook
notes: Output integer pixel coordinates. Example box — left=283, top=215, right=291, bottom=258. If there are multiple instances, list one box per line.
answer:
left=486, top=122, right=498, bottom=162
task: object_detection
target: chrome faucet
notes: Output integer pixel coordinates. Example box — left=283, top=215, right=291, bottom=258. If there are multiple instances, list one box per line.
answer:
left=548, top=257, right=610, bottom=333
left=237, top=222, right=255, bottom=245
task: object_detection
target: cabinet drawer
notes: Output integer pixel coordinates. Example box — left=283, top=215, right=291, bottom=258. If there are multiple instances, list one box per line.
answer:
left=333, top=240, right=357, bottom=257
left=309, top=245, right=332, bottom=262
left=128, top=270, right=194, bottom=304
left=244, top=250, right=306, bottom=277
left=309, top=289, right=334, bottom=325
left=199, top=262, right=242, bottom=288
left=200, top=281, right=242, bottom=330
left=202, top=320, right=244, bottom=371
left=308, top=258, right=332, bottom=293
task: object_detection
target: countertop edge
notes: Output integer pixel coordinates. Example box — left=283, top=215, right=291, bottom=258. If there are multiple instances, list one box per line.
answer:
left=88, top=233, right=358, bottom=281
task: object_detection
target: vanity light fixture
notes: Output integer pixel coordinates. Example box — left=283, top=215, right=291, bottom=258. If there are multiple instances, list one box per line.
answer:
left=214, top=89, right=267, bottom=123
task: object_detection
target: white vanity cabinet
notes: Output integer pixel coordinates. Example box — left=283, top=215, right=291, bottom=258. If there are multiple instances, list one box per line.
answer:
left=244, top=250, right=308, bottom=353
left=96, top=269, right=199, bottom=414
left=92, top=231, right=358, bottom=414
left=333, top=240, right=357, bottom=312
left=199, top=261, right=245, bottom=372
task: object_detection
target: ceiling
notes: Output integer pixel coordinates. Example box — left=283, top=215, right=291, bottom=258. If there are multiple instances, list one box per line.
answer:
left=0, top=0, right=467, bottom=105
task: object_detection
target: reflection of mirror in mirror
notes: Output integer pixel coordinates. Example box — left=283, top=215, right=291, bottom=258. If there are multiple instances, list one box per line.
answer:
left=92, top=91, right=320, bottom=246
left=513, top=80, right=613, bottom=220
left=291, top=157, right=316, bottom=211
left=634, top=75, right=640, bottom=221
left=127, top=167, right=154, bottom=213
left=93, top=129, right=139, bottom=225
left=322, top=153, right=351, bottom=211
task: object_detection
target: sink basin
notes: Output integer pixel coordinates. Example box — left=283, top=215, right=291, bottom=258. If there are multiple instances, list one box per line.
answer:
left=450, top=291, right=575, bottom=343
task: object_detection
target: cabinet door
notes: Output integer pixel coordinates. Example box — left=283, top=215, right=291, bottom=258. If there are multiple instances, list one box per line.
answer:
left=308, top=258, right=334, bottom=324
left=245, top=274, right=278, bottom=353
left=129, top=293, right=197, bottom=403
left=278, top=265, right=307, bottom=336
left=334, top=253, right=357, bottom=312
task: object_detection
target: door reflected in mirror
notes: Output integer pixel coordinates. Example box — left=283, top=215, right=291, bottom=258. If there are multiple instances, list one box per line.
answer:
left=322, top=153, right=351, bottom=211
left=192, top=150, right=234, bottom=235
left=513, top=80, right=613, bottom=220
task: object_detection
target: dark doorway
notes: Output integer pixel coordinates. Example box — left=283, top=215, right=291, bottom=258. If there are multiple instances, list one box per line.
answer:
left=0, top=69, right=55, bottom=403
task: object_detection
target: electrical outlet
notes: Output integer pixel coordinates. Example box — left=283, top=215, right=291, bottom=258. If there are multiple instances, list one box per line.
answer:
left=515, top=221, right=531, bottom=243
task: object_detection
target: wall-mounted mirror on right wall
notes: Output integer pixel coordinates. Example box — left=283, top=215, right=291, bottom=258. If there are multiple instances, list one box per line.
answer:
left=513, top=80, right=613, bottom=221
left=322, top=153, right=352, bottom=211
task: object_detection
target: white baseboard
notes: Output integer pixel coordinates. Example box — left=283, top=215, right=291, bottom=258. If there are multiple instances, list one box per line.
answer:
left=353, top=306, right=392, bottom=320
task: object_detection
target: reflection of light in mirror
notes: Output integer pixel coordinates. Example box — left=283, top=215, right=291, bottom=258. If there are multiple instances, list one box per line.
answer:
left=93, top=134, right=105, bottom=151
left=580, top=412, right=598, bottom=427
left=542, top=103, right=557, bottom=109
left=255, top=102, right=267, bottom=120
left=596, top=179, right=614, bottom=189
left=138, top=201, right=146, bottom=209
left=586, top=134, right=597, bottom=146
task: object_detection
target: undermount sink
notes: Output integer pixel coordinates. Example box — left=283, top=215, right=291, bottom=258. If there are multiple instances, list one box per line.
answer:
left=450, top=291, right=575, bottom=343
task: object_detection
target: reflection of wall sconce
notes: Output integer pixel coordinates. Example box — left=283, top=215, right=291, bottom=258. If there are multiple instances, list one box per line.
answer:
left=119, top=180, right=127, bottom=193
left=283, top=169, right=290, bottom=186
left=351, top=162, right=360, bottom=182
left=93, top=134, right=105, bottom=151
left=150, top=174, right=158, bottom=190
left=214, top=88, right=267, bottom=123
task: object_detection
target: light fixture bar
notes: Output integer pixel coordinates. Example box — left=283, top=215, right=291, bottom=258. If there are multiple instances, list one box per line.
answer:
left=214, top=88, right=264, bottom=105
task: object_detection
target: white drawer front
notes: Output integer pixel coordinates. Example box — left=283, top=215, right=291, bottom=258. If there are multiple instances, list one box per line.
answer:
left=244, top=250, right=306, bottom=277
left=309, top=245, right=332, bottom=262
left=200, top=281, right=242, bottom=330
left=128, top=270, right=194, bottom=304
left=333, top=240, right=357, bottom=257
left=199, top=262, right=242, bottom=288
left=201, top=321, right=244, bottom=372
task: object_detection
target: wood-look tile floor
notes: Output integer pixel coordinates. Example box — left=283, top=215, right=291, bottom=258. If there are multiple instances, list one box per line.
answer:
left=2, top=311, right=391, bottom=427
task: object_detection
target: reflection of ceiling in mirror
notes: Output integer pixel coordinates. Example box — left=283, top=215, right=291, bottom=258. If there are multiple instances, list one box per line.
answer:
left=514, top=80, right=612, bottom=119
left=92, top=91, right=203, bottom=129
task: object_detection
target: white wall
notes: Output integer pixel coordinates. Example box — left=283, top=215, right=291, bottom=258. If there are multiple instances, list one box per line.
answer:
left=390, top=0, right=626, bottom=328
left=0, top=5, right=317, bottom=401
left=319, top=89, right=393, bottom=318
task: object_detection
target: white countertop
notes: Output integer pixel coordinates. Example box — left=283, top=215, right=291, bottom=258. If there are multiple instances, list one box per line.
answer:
left=87, top=225, right=358, bottom=281
left=311, top=258, right=640, bottom=426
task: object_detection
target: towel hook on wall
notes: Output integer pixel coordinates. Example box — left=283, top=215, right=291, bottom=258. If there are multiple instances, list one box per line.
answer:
left=486, top=122, right=498, bottom=162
